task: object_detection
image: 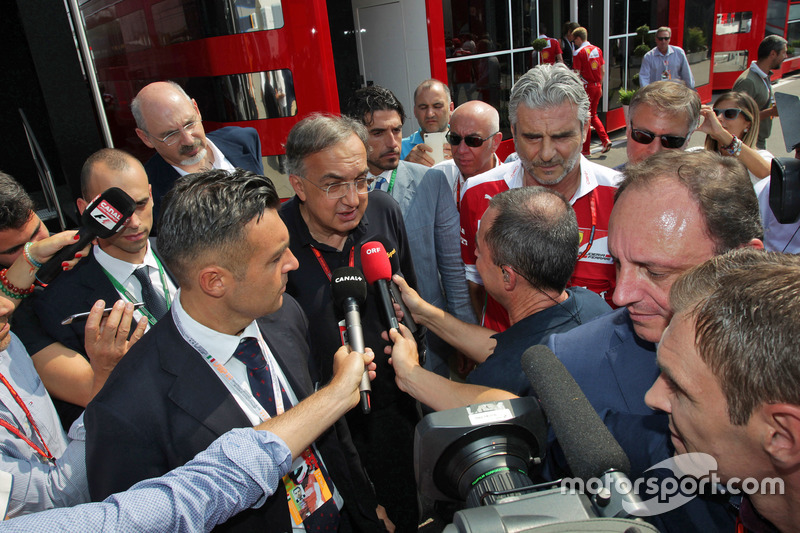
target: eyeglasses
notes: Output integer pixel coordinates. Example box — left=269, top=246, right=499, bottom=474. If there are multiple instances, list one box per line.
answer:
left=300, top=176, right=375, bottom=199
left=629, top=128, right=688, bottom=149
left=149, top=121, right=200, bottom=146
left=446, top=131, right=499, bottom=148
left=713, top=108, right=752, bottom=122
left=656, top=36, right=670, bottom=41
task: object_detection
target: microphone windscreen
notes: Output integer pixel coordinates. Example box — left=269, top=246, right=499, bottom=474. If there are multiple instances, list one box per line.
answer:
left=361, top=241, right=393, bottom=284
left=331, top=266, right=368, bottom=309
left=81, top=187, right=136, bottom=239
left=522, top=344, right=631, bottom=481
left=375, top=236, right=401, bottom=274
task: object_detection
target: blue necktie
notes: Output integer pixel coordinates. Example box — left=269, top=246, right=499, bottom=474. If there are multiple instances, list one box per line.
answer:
left=372, top=176, right=386, bottom=191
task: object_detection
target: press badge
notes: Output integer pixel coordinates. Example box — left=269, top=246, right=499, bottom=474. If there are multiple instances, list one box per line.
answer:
left=284, top=448, right=333, bottom=525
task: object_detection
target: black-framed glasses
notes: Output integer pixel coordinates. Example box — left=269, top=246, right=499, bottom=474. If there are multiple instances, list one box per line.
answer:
left=148, top=121, right=200, bottom=146
left=656, top=36, right=670, bottom=41
left=446, top=131, right=498, bottom=148
left=713, top=108, right=751, bottom=122
left=299, top=176, right=375, bottom=199
left=629, top=128, right=688, bottom=149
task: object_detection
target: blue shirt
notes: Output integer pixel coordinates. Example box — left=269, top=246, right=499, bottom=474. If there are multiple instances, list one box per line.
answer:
left=400, top=129, right=424, bottom=159
left=0, top=333, right=88, bottom=518
left=639, top=45, right=694, bottom=89
left=0, top=429, right=292, bottom=532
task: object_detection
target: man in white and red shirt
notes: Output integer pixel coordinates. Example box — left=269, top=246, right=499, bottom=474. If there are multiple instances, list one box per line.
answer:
left=460, top=64, right=621, bottom=332
left=536, top=33, right=563, bottom=65
left=572, top=27, right=611, bottom=155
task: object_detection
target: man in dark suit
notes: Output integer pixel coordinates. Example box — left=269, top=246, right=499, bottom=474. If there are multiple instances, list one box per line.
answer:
left=85, top=169, right=389, bottom=532
left=345, top=86, right=475, bottom=380
left=131, top=81, right=264, bottom=219
left=16, top=148, right=163, bottom=427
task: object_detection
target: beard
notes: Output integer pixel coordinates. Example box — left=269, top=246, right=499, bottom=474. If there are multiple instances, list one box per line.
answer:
left=180, top=147, right=208, bottom=167
left=521, top=148, right=581, bottom=187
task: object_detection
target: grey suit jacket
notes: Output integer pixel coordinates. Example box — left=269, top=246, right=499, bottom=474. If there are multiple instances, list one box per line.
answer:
left=388, top=161, right=475, bottom=376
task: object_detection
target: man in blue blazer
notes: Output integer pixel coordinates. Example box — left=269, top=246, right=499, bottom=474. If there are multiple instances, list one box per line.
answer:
left=132, top=81, right=264, bottom=220
left=85, top=170, right=388, bottom=532
left=546, top=150, right=764, bottom=417
left=346, top=86, right=476, bottom=379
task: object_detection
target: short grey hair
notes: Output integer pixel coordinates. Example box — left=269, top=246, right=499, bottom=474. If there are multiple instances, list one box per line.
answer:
left=284, top=114, right=368, bottom=177
left=509, top=64, right=590, bottom=130
left=131, top=80, right=192, bottom=131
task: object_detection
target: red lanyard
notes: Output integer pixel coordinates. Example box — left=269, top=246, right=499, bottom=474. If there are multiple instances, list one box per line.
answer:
left=311, top=246, right=355, bottom=281
left=577, top=189, right=597, bottom=261
left=0, top=371, right=55, bottom=462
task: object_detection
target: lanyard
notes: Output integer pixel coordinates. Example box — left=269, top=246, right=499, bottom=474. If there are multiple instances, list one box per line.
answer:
left=577, top=189, right=598, bottom=261
left=0, top=371, right=55, bottom=463
left=385, top=168, right=398, bottom=194
left=173, top=308, right=286, bottom=422
left=102, top=255, right=172, bottom=325
left=310, top=246, right=355, bottom=281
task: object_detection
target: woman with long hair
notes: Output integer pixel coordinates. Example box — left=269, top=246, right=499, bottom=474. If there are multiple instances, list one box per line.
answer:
left=697, top=91, right=772, bottom=184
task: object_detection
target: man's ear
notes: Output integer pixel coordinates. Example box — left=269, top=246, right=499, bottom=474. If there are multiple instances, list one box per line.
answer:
left=449, top=101, right=455, bottom=113
left=289, top=174, right=307, bottom=201
left=501, top=266, right=517, bottom=291
left=197, top=265, right=230, bottom=299
left=761, top=403, right=800, bottom=469
left=581, top=119, right=591, bottom=145
left=491, top=131, right=503, bottom=152
left=136, top=128, right=155, bottom=149
left=76, top=198, right=88, bottom=216
left=741, top=238, right=765, bottom=251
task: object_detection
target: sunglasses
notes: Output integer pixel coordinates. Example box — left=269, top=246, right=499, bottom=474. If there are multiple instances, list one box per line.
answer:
left=656, top=36, right=670, bottom=41
left=629, top=128, right=688, bottom=149
left=446, top=131, right=498, bottom=147
left=713, top=108, right=751, bottom=121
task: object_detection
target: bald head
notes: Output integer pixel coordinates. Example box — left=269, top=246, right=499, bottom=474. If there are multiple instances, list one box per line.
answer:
left=448, top=101, right=502, bottom=178
left=132, top=81, right=209, bottom=169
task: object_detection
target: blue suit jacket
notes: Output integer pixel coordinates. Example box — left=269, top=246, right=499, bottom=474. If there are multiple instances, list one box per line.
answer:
left=144, top=126, right=263, bottom=222
left=546, top=307, right=659, bottom=416
left=388, top=161, right=475, bottom=376
left=85, top=295, right=382, bottom=533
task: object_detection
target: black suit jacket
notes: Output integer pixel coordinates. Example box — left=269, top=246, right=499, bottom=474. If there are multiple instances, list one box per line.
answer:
left=145, top=126, right=264, bottom=222
left=85, top=295, right=382, bottom=533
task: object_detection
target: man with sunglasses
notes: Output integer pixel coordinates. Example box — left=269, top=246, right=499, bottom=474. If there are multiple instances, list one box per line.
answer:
left=345, top=86, right=475, bottom=382
left=733, top=35, right=788, bottom=150
left=280, top=114, right=422, bottom=531
left=639, top=27, right=694, bottom=89
left=625, top=81, right=700, bottom=166
left=132, top=81, right=264, bottom=222
left=433, top=101, right=504, bottom=210
left=460, top=64, right=621, bottom=333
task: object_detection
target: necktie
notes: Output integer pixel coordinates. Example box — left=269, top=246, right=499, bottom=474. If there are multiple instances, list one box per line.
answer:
left=132, top=266, right=168, bottom=321
left=372, top=176, right=386, bottom=191
left=232, top=338, right=339, bottom=530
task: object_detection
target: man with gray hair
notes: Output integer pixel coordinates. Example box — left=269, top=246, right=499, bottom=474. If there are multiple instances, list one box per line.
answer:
left=638, top=26, right=694, bottom=88
left=131, top=81, right=263, bottom=219
left=733, top=35, right=788, bottom=149
left=280, top=114, right=421, bottom=531
left=460, top=64, right=621, bottom=332
left=626, top=80, right=700, bottom=165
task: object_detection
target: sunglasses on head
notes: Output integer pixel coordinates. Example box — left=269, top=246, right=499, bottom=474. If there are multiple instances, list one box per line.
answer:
left=713, top=108, right=751, bottom=121
left=629, top=128, right=688, bottom=149
left=446, top=131, right=498, bottom=147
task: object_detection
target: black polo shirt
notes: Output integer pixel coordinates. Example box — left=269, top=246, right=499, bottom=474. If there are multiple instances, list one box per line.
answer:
left=280, top=190, right=421, bottom=530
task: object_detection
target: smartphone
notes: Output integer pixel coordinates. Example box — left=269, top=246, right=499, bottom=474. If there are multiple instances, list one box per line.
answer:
left=423, top=131, right=447, bottom=164
left=61, top=302, right=145, bottom=325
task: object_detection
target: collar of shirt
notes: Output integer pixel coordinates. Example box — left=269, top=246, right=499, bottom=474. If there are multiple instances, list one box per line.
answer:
left=172, top=290, right=262, bottom=368
left=575, top=41, right=591, bottom=53
left=750, top=61, right=771, bottom=80
left=570, top=155, right=601, bottom=204
left=171, top=138, right=235, bottom=177
left=368, top=168, right=393, bottom=190
left=653, top=46, right=674, bottom=57
left=93, top=241, right=158, bottom=285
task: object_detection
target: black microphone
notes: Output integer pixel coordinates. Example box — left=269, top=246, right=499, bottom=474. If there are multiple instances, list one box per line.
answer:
left=361, top=241, right=399, bottom=331
left=37, top=187, right=136, bottom=285
left=522, top=345, right=647, bottom=518
left=521, top=344, right=630, bottom=480
left=331, top=266, right=371, bottom=414
left=375, top=237, right=418, bottom=336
